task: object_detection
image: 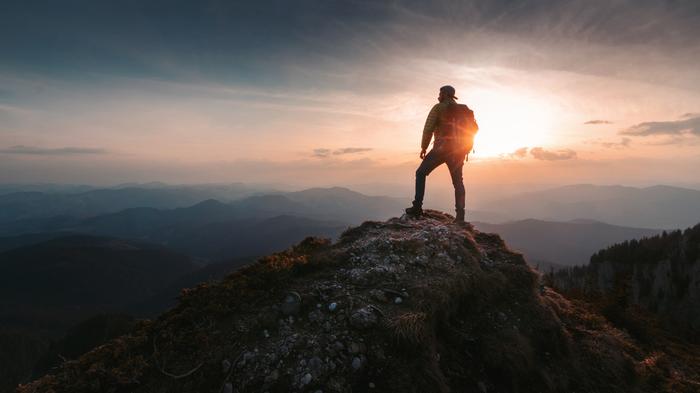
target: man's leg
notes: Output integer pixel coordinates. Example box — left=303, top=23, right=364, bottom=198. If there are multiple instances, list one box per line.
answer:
left=410, top=149, right=446, bottom=212
left=446, top=152, right=466, bottom=221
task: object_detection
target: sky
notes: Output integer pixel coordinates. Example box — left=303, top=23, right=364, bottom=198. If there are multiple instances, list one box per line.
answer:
left=1, top=0, right=700, bottom=190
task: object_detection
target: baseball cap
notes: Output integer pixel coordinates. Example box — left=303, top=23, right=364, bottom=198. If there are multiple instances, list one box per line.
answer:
left=439, top=85, right=458, bottom=100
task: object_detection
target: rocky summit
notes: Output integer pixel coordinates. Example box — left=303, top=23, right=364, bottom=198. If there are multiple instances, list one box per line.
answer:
left=19, top=211, right=700, bottom=393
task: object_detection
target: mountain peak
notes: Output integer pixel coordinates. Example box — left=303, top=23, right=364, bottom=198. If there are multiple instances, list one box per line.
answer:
left=19, top=211, right=699, bottom=392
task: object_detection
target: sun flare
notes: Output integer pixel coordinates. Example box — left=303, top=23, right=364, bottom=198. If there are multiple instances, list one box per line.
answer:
left=468, top=89, right=555, bottom=157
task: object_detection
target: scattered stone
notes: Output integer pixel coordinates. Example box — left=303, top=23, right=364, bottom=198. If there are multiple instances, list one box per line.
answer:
left=309, top=356, right=324, bottom=373
left=301, top=373, right=313, bottom=385
left=221, top=359, right=231, bottom=374
left=308, top=310, right=323, bottom=323
left=223, top=383, right=233, bottom=393
left=369, top=382, right=376, bottom=389
left=264, top=369, right=279, bottom=385
left=349, top=342, right=360, bottom=354
left=394, top=297, right=403, bottom=304
left=351, top=357, right=362, bottom=370
left=328, top=302, right=338, bottom=312
left=350, top=306, right=379, bottom=329
left=281, top=292, right=302, bottom=316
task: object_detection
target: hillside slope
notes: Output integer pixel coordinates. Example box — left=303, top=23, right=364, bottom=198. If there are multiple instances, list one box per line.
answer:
left=549, top=223, right=700, bottom=340
left=19, top=212, right=700, bottom=393
left=0, top=236, right=196, bottom=333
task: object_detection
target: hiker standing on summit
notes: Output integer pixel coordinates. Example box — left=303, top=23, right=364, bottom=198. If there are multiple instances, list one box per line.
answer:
left=405, top=85, right=479, bottom=223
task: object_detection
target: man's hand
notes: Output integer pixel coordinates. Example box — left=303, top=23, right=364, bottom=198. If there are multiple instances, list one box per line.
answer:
left=420, top=149, right=427, bottom=159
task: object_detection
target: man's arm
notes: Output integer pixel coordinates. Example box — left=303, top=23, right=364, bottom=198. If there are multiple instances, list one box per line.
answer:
left=421, top=104, right=440, bottom=151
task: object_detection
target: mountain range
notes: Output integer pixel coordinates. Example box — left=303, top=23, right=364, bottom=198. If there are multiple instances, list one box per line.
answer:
left=474, top=219, right=662, bottom=269
left=479, top=184, right=700, bottom=229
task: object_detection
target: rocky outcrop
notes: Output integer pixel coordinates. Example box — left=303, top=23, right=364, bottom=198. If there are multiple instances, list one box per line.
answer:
left=18, top=211, right=700, bottom=393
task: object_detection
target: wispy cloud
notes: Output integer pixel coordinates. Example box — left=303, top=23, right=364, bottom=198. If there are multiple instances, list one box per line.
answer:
left=507, top=147, right=529, bottom=159
left=584, top=120, right=613, bottom=125
left=621, top=115, right=700, bottom=137
left=530, top=147, right=577, bottom=161
left=600, top=137, right=631, bottom=149
left=312, top=147, right=372, bottom=158
left=0, top=145, right=107, bottom=155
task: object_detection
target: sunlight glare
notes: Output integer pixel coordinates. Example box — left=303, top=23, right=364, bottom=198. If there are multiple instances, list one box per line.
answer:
left=469, top=88, right=555, bottom=157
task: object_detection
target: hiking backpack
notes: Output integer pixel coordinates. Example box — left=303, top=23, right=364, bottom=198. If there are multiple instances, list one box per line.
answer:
left=440, top=103, right=479, bottom=153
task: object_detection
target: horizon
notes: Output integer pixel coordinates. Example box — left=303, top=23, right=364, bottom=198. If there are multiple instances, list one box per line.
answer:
left=2, top=1, right=700, bottom=186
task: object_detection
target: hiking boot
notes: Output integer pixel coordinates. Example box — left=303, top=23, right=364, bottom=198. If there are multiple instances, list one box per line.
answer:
left=454, top=209, right=465, bottom=224
left=404, top=205, right=423, bottom=217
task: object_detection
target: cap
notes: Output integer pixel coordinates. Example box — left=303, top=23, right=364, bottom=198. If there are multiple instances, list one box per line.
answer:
left=439, top=85, right=458, bottom=100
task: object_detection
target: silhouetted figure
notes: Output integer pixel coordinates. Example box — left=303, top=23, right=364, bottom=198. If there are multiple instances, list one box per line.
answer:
left=405, top=85, right=478, bottom=223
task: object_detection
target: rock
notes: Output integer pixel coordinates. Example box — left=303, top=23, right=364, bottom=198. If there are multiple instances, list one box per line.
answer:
left=369, top=382, right=376, bottom=388
left=309, top=356, right=324, bottom=373
left=351, top=356, right=362, bottom=370
left=281, top=292, right=302, bottom=316
left=308, top=310, right=323, bottom=323
left=328, top=302, right=338, bottom=312
left=301, top=373, right=313, bottom=385
left=349, top=342, right=360, bottom=354
left=394, top=297, right=403, bottom=304
left=223, top=383, right=233, bottom=393
left=221, top=359, right=231, bottom=374
left=264, top=369, right=279, bottom=385
left=369, top=289, right=387, bottom=302
left=349, top=306, right=379, bottom=329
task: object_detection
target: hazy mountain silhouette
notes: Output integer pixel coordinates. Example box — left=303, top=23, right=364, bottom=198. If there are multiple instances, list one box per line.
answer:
left=0, top=184, right=271, bottom=224
left=480, top=184, right=700, bottom=229
left=475, top=219, right=662, bottom=269
left=0, top=188, right=403, bottom=262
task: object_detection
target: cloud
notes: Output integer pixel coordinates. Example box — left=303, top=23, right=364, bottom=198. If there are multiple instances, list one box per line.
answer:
left=332, top=147, right=372, bottom=155
left=530, top=147, right=577, bottom=161
left=312, top=148, right=332, bottom=158
left=584, top=120, right=613, bottom=125
left=0, top=145, right=107, bottom=155
left=621, top=115, right=700, bottom=137
left=681, top=113, right=699, bottom=119
left=600, top=137, right=631, bottom=149
left=507, top=147, right=529, bottom=159
left=312, top=147, right=372, bottom=158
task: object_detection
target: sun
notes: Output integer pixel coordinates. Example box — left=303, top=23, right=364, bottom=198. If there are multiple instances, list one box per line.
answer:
left=468, top=89, right=555, bottom=157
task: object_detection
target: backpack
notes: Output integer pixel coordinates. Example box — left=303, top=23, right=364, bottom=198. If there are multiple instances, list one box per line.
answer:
left=440, top=103, right=479, bottom=153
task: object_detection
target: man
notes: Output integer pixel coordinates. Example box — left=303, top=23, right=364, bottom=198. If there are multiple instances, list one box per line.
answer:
left=405, top=85, right=475, bottom=223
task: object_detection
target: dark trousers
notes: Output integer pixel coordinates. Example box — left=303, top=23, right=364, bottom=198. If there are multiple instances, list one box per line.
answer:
left=412, top=146, right=466, bottom=212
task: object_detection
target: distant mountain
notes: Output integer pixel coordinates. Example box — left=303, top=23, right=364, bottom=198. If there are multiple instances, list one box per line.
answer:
left=474, top=219, right=662, bottom=268
left=0, top=183, right=96, bottom=195
left=0, top=235, right=196, bottom=332
left=0, top=183, right=271, bottom=224
left=479, top=184, right=700, bottom=229
left=0, top=187, right=402, bottom=262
